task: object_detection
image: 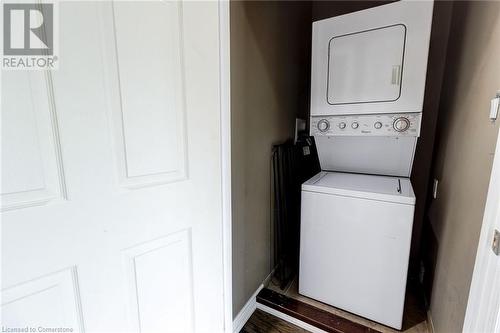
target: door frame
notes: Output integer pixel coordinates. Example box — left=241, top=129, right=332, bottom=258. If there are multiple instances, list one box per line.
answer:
left=463, top=125, right=500, bottom=332
left=218, top=1, right=233, bottom=332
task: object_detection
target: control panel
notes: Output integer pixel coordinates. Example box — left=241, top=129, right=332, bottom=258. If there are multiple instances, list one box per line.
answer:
left=311, top=113, right=421, bottom=137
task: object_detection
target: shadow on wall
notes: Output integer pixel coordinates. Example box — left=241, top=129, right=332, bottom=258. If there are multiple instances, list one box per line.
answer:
left=422, top=3, right=470, bottom=303
left=409, top=0, right=453, bottom=280
left=242, top=1, right=312, bottom=120
left=230, top=1, right=312, bottom=317
left=422, top=1, right=500, bottom=332
left=311, top=0, right=397, bottom=21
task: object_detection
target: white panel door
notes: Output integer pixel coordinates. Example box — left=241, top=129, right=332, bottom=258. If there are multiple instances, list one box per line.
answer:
left=463, top=126, right=500, bottom=332
left=1, top=2, right=227, bottom=333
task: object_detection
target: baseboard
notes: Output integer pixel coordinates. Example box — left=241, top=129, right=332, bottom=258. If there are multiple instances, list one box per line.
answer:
left=263, top=266, right=276, bottom=287
left=427, top=310, right=435, bottom=333
left=232, top=284, right=263, bottom=333
left=232, top=267, right=277, bottom=333
left=256, top=303, right=328, bottom=333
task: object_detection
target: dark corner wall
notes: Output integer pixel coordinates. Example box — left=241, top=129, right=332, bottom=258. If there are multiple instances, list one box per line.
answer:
left=409, top=0, right=453, bottom=278
left=311, top=0, right=394, bottom=21
left=422, top=2, right=500, bottom=332
left=230, top=1, right=311, bottom=317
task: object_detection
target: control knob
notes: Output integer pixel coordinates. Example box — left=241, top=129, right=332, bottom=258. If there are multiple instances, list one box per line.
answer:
left=351, top=122, right=359, bottom=129
left=338, top=122, right=346, bottom=129
left=317, top=119, right=330, bottom=132
left=374, top=122, right=383, bottom=129
left=393, top=117, right=410, bottom=132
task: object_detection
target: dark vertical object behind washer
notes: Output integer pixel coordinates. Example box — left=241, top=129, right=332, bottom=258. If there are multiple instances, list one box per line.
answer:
left=272, top=136, right=321, bottom=289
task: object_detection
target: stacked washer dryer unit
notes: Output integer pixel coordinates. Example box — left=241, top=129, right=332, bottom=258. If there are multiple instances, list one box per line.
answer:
left=299, top=1, right=433, bottom=330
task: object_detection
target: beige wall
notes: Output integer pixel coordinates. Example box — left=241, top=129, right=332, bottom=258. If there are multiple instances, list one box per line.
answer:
left=230, top=1, right=311, bottom=316
left=427, top=2, right=500, bottom=332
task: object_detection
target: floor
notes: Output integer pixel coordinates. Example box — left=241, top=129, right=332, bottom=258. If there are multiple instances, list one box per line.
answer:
left=266, top=277, right=430, bottom=333
left=241, top=309, right=309, bottom=333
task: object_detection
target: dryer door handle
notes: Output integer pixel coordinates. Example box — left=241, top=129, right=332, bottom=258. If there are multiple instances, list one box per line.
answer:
left=391, top=65, right=402, bottom=85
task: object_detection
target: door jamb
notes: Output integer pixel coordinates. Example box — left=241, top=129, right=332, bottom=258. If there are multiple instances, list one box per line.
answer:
left=463, top=125, right=500, bottom=332
left=218, top=1, right=232, bottom=332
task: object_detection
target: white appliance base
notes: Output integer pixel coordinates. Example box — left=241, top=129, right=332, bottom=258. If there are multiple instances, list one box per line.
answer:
left=299, top=175, right=415, bottom=330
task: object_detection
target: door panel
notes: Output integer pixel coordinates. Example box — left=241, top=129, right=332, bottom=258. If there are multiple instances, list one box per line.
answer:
left=102, top=1, right=187, bottom=187
left=1, top=268, right=84, bottom=331
left=1, top=71, right=66, bottom=210
left=1, top=2, right=225, bottom=332
left=328, top=24, right=405, bottom=105
left=122, top=230, right=194, bottom=333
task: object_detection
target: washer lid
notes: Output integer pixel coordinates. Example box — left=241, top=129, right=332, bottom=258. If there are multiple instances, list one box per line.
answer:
left=302, top=171, right=415, bottom=204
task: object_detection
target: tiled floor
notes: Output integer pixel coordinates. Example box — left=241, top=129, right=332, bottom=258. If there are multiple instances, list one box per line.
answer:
left=267, top=277, right=430, bottom=333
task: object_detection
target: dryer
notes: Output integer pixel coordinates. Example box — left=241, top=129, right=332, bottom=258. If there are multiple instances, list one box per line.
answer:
left=309, top=0, right=433, bottom=176
left=310, top=0, right=433, bottom=116
left=299, top=0, right=433, bottom=329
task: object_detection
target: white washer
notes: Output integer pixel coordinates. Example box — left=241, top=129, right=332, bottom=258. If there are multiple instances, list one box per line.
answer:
left=299, top=171, right=415, bottom=329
